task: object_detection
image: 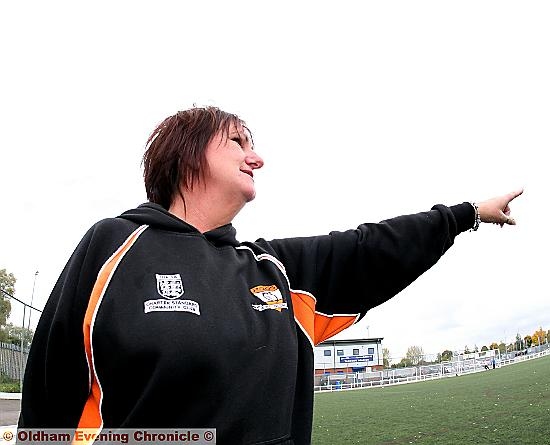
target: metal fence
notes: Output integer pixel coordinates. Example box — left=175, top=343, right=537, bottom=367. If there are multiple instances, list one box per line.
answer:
left=0, top=342, right=28, bottom=382
left=314, top=343, right=550, bottom=392
left=0, top=281, right=41, bottom=386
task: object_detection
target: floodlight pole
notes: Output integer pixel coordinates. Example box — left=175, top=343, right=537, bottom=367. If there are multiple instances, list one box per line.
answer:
left=27, top=271, right=39, bottom=331
left=19, top=305, right=26, bottom=390
left=19, top=271, right=38, bottom=391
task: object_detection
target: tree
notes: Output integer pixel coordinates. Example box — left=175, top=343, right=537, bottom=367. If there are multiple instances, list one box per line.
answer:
left=532, top=327, right=545, bottom=346
left=524, top=335, right=532, bottom=348
left=0, top=268, right=16, bottom=327
left=440, top=350, right=453, bottom=361
left=382, top=348, right=391, bottom=368
left=481, top=345, right=488, bottom=352
left=405, top=346, right=425, bottom=366
left=394, top=357, right=412, bottom=368
left=498, top=342, right=506, bottom=354
left=464, top=345, right=471, bottom=354
left=515, top=333, right=524, bottom=351
left=489, top=342, right=499, bottom=350
left=0, top=269, right=34, bottom=350
left=1, top=323, right=34, bottom=349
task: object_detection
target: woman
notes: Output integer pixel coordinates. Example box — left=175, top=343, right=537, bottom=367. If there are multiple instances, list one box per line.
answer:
left=19, top=106, right=522, bottom=444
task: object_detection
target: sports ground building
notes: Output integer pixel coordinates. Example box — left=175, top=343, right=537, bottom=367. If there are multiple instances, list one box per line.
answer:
left=314, top=337, right=384, bottom=374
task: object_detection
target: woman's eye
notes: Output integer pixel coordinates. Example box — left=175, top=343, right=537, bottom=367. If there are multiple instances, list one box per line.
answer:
left=230, top=137, right=243, bottom=147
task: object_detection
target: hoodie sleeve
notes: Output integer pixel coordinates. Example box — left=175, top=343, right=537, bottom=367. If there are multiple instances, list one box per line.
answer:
left=257, top=203, right=474, bottom=345
left=18, top=219, right=134, bottom=428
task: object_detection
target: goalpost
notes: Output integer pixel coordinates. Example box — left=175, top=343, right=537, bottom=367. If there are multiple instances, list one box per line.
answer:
left=445, top=349, right=502, bottom=375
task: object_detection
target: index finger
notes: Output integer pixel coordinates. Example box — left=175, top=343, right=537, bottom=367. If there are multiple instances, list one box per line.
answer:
left=506, top=188, right=524, bottom=203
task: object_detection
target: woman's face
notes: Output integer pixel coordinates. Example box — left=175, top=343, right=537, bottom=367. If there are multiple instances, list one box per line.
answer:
left=202, top=123, right=264, bottom=205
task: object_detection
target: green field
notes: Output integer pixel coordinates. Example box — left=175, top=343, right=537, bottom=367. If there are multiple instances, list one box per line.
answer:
left=312, top=355, right=550, bottom=444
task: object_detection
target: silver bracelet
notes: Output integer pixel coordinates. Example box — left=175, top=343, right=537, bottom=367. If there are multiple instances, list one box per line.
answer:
left=470, top=202, right=481, bottom=231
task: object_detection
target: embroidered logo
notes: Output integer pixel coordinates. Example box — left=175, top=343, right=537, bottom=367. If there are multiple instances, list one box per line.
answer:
left=250, top=284, right=288, bottom=312
left=156, top=273, right=184, bottom=299
left=144, top=273, right=200, bottom=315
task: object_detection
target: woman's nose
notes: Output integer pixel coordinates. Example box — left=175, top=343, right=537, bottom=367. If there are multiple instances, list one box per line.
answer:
left=246, top=151, right=264, bottom=169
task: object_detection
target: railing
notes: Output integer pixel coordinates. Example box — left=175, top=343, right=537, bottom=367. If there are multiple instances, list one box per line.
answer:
left=0, top=283, right=41, bottom=388
left=0, top=342, right=28, bottom=382
left=314, top=344, right=550, bottom=392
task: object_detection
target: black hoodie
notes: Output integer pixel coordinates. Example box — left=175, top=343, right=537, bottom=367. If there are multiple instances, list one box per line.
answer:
left=19, top=202, right=474, bottom=444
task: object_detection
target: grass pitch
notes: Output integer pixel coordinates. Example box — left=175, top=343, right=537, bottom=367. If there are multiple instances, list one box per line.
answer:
left=312, top=355, right=550, bottom=444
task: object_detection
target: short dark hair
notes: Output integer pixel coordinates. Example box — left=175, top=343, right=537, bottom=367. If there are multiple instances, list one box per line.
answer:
left=142, top=106, right=248, bottom=209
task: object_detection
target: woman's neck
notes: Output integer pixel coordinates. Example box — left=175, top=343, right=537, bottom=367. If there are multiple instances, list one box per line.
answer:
left=168, top=189, right=244, bottom=233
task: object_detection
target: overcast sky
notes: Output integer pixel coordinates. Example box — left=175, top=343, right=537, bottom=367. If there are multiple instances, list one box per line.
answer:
left=1, top=1, right=548, bottom=360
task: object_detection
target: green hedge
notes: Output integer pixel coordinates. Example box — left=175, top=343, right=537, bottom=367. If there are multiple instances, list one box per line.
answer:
left=0, top=372, right=20, bottom=392
left=0, top=381, right=20, bottom=392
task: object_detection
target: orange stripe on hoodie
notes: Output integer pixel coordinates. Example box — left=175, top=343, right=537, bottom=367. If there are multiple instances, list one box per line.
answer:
left=290, top=291, right=358, bottom=346
left=74, top=225, right=147, bottom=444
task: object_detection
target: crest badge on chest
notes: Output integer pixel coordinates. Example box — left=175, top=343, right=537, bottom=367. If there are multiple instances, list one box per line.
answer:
left=143, top=273, right=199, bottom=315
left=250, top=284, right=288, bottom=312
left=156, top=273, right=184, bottom=300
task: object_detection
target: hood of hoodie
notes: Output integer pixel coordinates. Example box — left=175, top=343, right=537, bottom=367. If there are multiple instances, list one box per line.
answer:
left=118, top=202, right=240, bottom=248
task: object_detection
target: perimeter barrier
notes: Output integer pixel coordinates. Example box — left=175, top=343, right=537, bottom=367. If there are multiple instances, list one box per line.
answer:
left=314, top=344, right=550, bottom=392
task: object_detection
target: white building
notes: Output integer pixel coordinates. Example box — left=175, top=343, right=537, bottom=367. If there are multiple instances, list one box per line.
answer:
left=314, top=338, right=384, bottom=374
